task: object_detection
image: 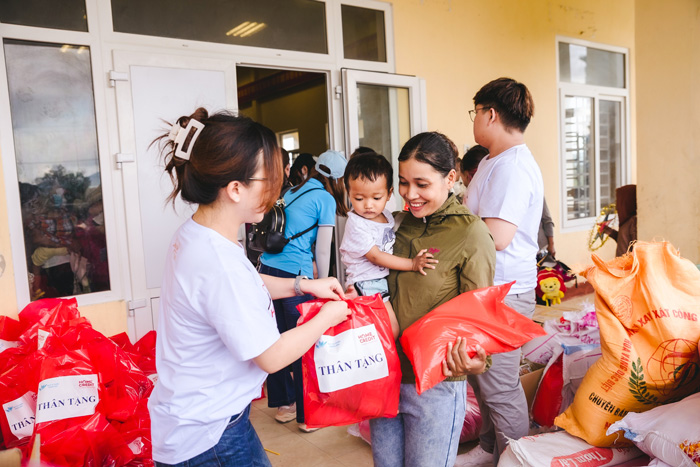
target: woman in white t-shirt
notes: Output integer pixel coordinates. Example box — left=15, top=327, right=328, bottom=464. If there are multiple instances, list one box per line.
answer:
left=148, top=108, right=350, bottom=467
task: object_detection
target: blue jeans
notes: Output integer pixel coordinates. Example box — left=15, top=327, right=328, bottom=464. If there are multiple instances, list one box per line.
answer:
left=257, top=263, right=312, bottom=423
left=370, top=380, right=466, bottom=467
left=155, top=405, right=271, bottom=467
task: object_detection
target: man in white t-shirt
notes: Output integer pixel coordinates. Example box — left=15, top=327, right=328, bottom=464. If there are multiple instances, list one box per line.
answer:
left=460, top=78, right=544, bottom=467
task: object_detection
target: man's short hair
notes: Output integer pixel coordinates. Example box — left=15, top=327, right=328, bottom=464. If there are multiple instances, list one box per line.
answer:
left=474, top=77, right=534, bottom=132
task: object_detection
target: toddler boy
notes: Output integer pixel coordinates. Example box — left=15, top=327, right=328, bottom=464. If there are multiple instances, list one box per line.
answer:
left=340, top=153, right=437, bottom=336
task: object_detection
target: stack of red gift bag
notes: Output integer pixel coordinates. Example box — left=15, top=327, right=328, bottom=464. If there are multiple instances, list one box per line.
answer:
left=0, top=298, right=156, bottom=466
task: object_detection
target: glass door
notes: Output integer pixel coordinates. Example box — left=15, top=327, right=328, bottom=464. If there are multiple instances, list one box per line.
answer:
left=342, top=69, right=426, bottom=210
left=340, top=69, right=426, bottom=285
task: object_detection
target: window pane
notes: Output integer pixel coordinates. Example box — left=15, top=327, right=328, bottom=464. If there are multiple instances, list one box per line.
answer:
left=342, top=5, right=387, bottom=62
left=112, top=0, right=327, bottom=54
left=559, top=43, right=625, bottom=88
left=564, top=96, right=595, bottom=220
left=0, top=0, right=87, bottom=31
left=280, top=131, right=300, bottom=152
left=599, top=100, right=622, bottom=208
left=356, top=84, right=410, bottom=198
left=4, top=39, right=110, bottom=299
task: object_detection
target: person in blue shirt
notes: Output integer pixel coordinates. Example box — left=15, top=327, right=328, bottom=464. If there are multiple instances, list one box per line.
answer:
left=258, top=149, right=348, bottom=432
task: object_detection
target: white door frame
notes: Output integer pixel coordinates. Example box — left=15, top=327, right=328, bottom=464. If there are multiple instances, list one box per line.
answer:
left=111, top=50, right=238, bottom=339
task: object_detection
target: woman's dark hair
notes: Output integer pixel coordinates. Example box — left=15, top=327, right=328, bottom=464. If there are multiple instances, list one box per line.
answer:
left=288, top=152, right=316, bottom=186
left=398, top=131, right=458, bottom=177
left=156, top=108, right=283, bottom=211
left=473, top=77, right=534, bottom=132
left=281, top=148, right=291, bottom=169
left=293, top=166, right=348, bottom=217
left=460, top=145, right=489, bottom=173
left=344, top=153, right=393, bottom=192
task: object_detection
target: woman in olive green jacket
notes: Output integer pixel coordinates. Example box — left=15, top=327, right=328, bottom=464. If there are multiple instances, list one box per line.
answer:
left=370, top=132, right=496, bottom=467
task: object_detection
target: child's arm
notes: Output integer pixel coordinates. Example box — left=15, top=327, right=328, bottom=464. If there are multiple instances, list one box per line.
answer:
left=365, top=246, right=438, bottom=276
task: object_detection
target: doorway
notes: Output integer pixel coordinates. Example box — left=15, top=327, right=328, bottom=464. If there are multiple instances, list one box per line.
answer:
left=237, top=66, right=329, bottom=159
left=237, top=66, right=339, bottom=277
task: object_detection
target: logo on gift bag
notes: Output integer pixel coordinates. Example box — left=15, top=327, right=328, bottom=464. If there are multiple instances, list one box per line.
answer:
left=314, top=324, right=389, bottom=393
left=35, top=374, right=99, bottom=424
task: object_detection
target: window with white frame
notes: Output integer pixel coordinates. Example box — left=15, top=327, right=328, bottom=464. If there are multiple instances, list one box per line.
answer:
left=558, top=39, right=629, bottom=228
left=278, top=130, right=300, bottom=154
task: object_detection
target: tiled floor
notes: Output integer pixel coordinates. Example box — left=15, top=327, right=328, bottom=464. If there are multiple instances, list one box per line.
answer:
left=252, top=294, right=596, bottom=466
left=251, top=396, right=482, bottom=466
left=251, top=397, right=374, bottom=466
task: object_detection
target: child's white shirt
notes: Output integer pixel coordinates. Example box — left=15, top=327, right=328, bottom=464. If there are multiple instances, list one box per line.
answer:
left=340, top=209, right=395, bottom=286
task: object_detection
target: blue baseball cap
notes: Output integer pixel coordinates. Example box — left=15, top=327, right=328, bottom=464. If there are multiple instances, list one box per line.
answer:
left=315, top=150, right=347, bottom=179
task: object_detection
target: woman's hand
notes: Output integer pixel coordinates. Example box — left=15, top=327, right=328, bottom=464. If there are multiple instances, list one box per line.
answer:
left=442, top=337, right=487, bottom=377
left=412, top=249, right=439, bottom=275
left=301, top=277, right=346, bottom=300
left=319, top=300, right=351, bottom=327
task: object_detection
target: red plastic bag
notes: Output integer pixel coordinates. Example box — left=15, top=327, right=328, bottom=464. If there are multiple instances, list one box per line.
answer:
left=0, top=315, right=22, bottom=354
left=30, top=347, right=136, bottom=466
left=399, top=282, right=547, bottom=394
left=460, top=384, right=482, bottom=443
left=112, top=398, right=153, bottom=467
left=298, top=295, right=401, bottom=428
left=0, top=350, right=42, bottom=451
left=2, top=298, right=154, bottom=465
left=134, top=331, right=157, bottom=384
left=18, top=298, right=83, bottom=346
left=531, top=353, right=564, bottom=427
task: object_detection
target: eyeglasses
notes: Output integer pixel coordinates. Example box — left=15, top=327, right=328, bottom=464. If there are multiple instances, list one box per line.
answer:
left=247, top=177, right=268, bottom=182
left=468, top=107, right=492, bottom=122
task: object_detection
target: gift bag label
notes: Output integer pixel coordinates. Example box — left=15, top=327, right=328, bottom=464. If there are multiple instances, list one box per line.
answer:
left=35, top=374, right=99, bottom=424
left=37, top=328, right=49, bottom=350
left=314, top=324, right=388, bottom=393
left=3, top=391, right=37, bottom=439
left=0, top=338, right=19, bottom=353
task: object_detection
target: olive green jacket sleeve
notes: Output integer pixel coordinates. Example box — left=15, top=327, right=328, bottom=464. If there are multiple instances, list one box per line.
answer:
left=459, top=217, right=496, bottom=294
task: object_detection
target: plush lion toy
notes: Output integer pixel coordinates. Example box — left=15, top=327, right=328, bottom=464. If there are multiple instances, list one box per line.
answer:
left=537, top=267, right=566, bottom=306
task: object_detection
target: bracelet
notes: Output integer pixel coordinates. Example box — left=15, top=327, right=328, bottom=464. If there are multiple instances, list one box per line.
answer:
left=294, top=275, right=309, bottom=296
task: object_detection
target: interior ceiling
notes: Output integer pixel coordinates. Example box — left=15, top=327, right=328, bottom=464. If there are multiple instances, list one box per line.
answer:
left=237, top=68, right=325, bottom=107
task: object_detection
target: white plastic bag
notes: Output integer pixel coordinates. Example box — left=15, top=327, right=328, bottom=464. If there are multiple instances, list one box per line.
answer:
left=498, top=431, right=643, bottom=467
left=607, top=392, right=700, bottom=467
left=523, top=306, right=599, bottom=365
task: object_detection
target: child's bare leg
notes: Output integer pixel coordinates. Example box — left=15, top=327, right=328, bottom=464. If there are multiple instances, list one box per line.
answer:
left=383, top=300, right=400, bottom=340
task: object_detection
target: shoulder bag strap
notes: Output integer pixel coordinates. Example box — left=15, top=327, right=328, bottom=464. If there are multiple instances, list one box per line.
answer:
left=285, top=187, right=325, bottom=240
left=284, top=187, right=323, bottom=208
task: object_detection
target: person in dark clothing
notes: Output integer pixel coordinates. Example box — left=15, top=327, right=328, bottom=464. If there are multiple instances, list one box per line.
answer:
left=603, top=184, right=637, bottom=257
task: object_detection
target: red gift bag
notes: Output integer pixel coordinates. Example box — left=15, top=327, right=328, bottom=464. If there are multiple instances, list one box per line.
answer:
left=400, top=282, right=547, bottom=394
left=531, top=353, right=564, bottom=427
left=0, top=350, right=42, bottom=452
left=297, top=295, right=401, bottom=428
left=0, top=315, right=22, bottom=355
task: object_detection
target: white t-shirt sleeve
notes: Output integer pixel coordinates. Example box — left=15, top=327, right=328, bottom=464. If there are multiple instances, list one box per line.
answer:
left=477, top=163, right=532, bottom=227
left=202, top=264, right=279, bottom=362
left=341, top=214, right=376, bottom=258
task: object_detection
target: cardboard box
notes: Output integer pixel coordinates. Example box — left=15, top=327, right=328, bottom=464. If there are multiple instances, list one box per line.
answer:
left=520, top=367, right=544, bottom=411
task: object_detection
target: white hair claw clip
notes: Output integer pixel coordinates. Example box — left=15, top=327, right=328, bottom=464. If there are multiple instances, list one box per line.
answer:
left=168, top=119, right=205, bottom=161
